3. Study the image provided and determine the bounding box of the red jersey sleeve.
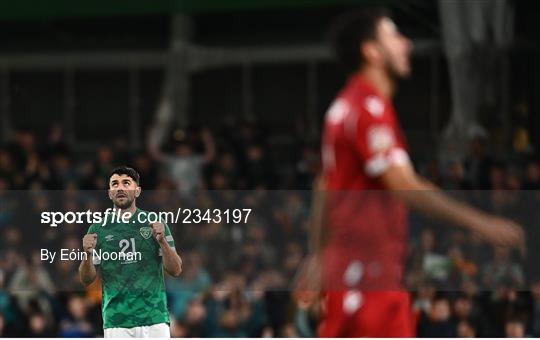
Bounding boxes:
[350,94,411,177]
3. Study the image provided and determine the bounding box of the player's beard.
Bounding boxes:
[112,193,135,210]
[380,46,410,81]
[384,57,406,81]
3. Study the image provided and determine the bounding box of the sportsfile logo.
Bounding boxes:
[41,208,138,227]
[40,208,252,227]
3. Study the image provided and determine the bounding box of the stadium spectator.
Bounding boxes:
[243,144,273,189]
[58,295,96,337]
[27,312,55,337]
[464,135,492,189]
[505,317,527,338]
[456,319,476,337]
[530,279,540,336]
[166,251,212,320]
[523,160,540,190]
[8,254,54,315]
[149,128,216,194]
[482,247,524,289]
[444,160,472,190]
[180,298,207,337]
[417,296,457,337]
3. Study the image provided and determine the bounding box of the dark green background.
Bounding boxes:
[0,0,394,20]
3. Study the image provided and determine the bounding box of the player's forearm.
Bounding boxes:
[79,257,97,286]
[392,176,489,232]
[160,241,182,277]
[308,176,327,255]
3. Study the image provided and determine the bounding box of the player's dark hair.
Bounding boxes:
[328,7,390,74]
[109,166,140,186]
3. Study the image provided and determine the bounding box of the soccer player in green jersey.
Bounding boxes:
[79,166,182,338]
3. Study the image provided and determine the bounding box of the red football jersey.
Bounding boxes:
[321,74,410,291]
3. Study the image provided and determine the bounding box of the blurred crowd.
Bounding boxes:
[0,123,539,337]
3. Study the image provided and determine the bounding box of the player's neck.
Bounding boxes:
[358,67,395,99]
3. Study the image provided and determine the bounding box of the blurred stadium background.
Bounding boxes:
[1,0,540,337]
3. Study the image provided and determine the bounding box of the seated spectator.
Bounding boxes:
[482,247,524,289]
[181,298,207,337]
[417,296,456,337]
[8,253,54,314]
[523,160,540,190]
[27,313,55,337]
[169,318,188,338]
[204,276,266,337]
[0,314,5,337]
[444,160,472,190]
[452,294,476,322]
[58,295,96,337]
[529,279,540,336]
[456,319,476,338]
[505,317,527,338]
[166,251,212,320]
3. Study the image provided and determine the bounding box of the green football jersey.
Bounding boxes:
[86,208,175,329]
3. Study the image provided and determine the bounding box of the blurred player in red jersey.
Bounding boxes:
[295,8,525,337]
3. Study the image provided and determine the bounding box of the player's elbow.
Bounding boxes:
[80,275,96,287]
[168,258,183,277]
[380,165,423,191]
[176,260,183,277]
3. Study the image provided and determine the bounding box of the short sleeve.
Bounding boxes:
[158,223,176,256]
[352,95,411,177]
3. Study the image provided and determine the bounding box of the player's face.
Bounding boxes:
[374,17,412,79]
[108,174,140,210]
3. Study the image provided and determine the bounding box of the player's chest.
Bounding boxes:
[98,224,158,254]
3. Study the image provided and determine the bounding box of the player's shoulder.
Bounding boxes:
[87,222,101,234]
[345,77,390,120]
[136,208,149,215]
[348,91,387,121]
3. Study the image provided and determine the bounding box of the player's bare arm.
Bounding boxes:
[308,175,327,256]
[150,222,182,277]
[79,233,98,286]
[293,175,325,303]
[380,163,525,252]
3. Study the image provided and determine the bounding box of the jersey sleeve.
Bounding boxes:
[352,95,411,177]
[158,223,176,256]
[86,224,101,265]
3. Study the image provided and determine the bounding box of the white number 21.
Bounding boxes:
[119,238,136,253]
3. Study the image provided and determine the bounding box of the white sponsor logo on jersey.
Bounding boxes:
[365,95,384,117]
[367,125,395,153]
[343,290,363,314]
[326,99,350,124]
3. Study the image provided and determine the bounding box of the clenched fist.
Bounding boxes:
[83,233,97,254]
[150,222,165,243]
[471,216,526,256]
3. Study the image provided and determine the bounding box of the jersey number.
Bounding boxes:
[119,238,136,253]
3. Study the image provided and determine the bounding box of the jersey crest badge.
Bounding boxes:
[140,227,152,239]
[365,95,384,117]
